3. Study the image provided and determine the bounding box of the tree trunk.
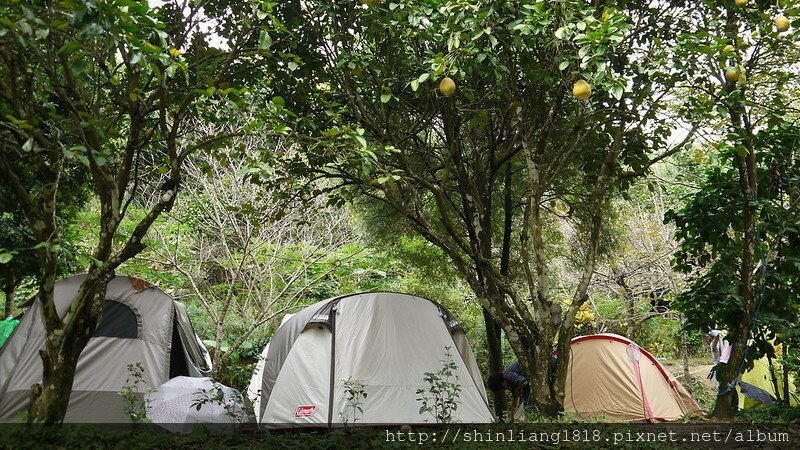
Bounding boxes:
[783,345,790,403]
[765,351,781,402]
[28,276,109,423]
[713,7,759,420]
[212,323,224,371]
[613,269,636,340]
[482,307,507,419]
[530,329,558,415]
[681,328,690,391]
[3,285,14,319]
[712,318,750,418]
[626,293,635,341]
[28,337,81,422]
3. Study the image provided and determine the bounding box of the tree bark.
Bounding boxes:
[713,6,760,420]
[783,345,790,403]
[482,307,507,419]
[3,284,15,319]
[681,314,690,391]
[28,278,109,423]
[614,269,636,341]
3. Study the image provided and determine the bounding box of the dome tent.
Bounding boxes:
[0,274,212,423]
[247,312,295,422]
[252,292,492,426]
[738,354,799,408]
[564,334,701,422]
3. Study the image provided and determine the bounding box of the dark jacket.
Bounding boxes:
[503,361,530,405]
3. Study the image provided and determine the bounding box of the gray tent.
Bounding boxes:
[251,292,492,426]
[0,274,212,423]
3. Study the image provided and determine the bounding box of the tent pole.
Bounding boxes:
[327,309,336,427]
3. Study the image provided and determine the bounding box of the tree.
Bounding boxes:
[0,187,40,318]
[143,135,356,374]
[0,167,89,318]
[592,194,683,342]
[263,0,695,413]
[0,0,279,422]
[667,0,800,418]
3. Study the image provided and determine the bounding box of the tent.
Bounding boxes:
[739,356,799,408]
[0,317,19,348]
[564,334,701,422]
[145,376,254,433]
[0,274,212,422]
[247,312,295,422]
[251,292,492,426]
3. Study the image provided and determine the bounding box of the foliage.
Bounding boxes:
[0,171,88,316]
[678,374,716,413]
[141,143,356,374]
[416,346,462,424]
[669,124,800,370]
[339,378,368,426]
[0,0,285,421]
[663,0,800,417]
[191,380,253,424]
[259,0,699,412]
[119,362,153,425]
[737,403,800,423]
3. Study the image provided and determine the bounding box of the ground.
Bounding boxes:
[661,357,717,411]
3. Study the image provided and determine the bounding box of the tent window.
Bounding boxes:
[93,300,138,339]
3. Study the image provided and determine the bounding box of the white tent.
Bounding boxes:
[252,292,492,426]
[145,376,253,433]
[0,274,212,423]
[247,312,295,422]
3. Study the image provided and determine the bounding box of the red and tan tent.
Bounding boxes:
[564,333,701,422]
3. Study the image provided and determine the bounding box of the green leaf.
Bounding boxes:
[18,20,32,34]
[259,30,273,50]
[380,94,391,103]
[22,138,33,152]
[0,252,13,264]
[71,59,88,76]
[58,41,81,55]
[411,79,419,91]
[612,85,624,100]
[558,61,569,71]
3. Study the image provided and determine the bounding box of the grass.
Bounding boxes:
[3,411,800,450]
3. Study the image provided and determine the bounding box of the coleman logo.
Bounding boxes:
[294,405,316,418]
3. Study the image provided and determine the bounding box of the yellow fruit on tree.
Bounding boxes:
[775,15,790,33]
[734,0,748,7]
[572,79,591,100]
[168,47,182,57]
[725,68,740,82]
[439,77,456,96]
